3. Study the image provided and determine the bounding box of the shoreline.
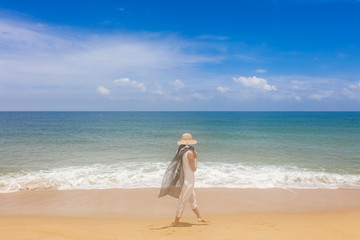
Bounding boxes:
[1,188,360,240]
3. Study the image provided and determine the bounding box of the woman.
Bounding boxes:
[159,133,206,226]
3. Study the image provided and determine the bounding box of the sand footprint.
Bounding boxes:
[258,222,281,232]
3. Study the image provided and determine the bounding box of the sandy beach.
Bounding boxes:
[1,188,360,239]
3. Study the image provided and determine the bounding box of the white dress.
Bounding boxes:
[175,150,198,218]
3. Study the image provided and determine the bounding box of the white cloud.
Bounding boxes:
[342,88,360,100]
[1,17,360,110]
[216,86,228,93]
[309,90,333,100]
[0,18,221,81]
[97,86,110,95]
[233,76,277,91]
[153,89,165,95]
[342,82,360,100]
[193,93,206,100]
[0,17,232,110]
[349,82,360,89]
[151,84,184,101]
[172,79,185,89]
[349,85,357,89]
[114,78,146,92]
[291,80,306,90]
[0,19,74,51]
[255,69,267,73]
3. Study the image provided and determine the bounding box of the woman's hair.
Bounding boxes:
[158,143,196,198]
[177,144,186,153]
[176,144,195,155]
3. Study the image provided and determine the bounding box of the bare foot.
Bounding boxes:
[198,217,207,223]
[171,221,180,227]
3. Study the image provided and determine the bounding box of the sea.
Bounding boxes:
[0,111,359,193]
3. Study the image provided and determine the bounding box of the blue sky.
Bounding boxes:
[0,0,360,111]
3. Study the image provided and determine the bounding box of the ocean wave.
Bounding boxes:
[1,162,360,193]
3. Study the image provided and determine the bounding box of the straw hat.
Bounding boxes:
[177,133,197,145]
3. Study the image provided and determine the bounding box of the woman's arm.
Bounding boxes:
[187,151,197,172]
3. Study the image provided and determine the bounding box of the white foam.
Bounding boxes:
[0,162,360,193]
[196,163,360,189]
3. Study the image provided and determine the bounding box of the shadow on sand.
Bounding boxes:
[156,222,209,230]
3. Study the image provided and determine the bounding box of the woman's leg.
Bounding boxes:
[192,208,206,222]
[190,190,206,223]
[173,183,192,225]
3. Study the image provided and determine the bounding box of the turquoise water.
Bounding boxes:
[1,112,360,191]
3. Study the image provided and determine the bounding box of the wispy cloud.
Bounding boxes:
[266,75,358,102]
[349,82,360,89]
[172,79,185,89]
[309,90,334,100]
[193,93,206,100]
[0,17,225,110]
[291,80,306,90]
[342,81,360,100]
[216,86,229,93]
[1,15,359,110]
[153,90,182,101]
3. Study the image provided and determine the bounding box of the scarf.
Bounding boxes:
[158,145,195,198]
